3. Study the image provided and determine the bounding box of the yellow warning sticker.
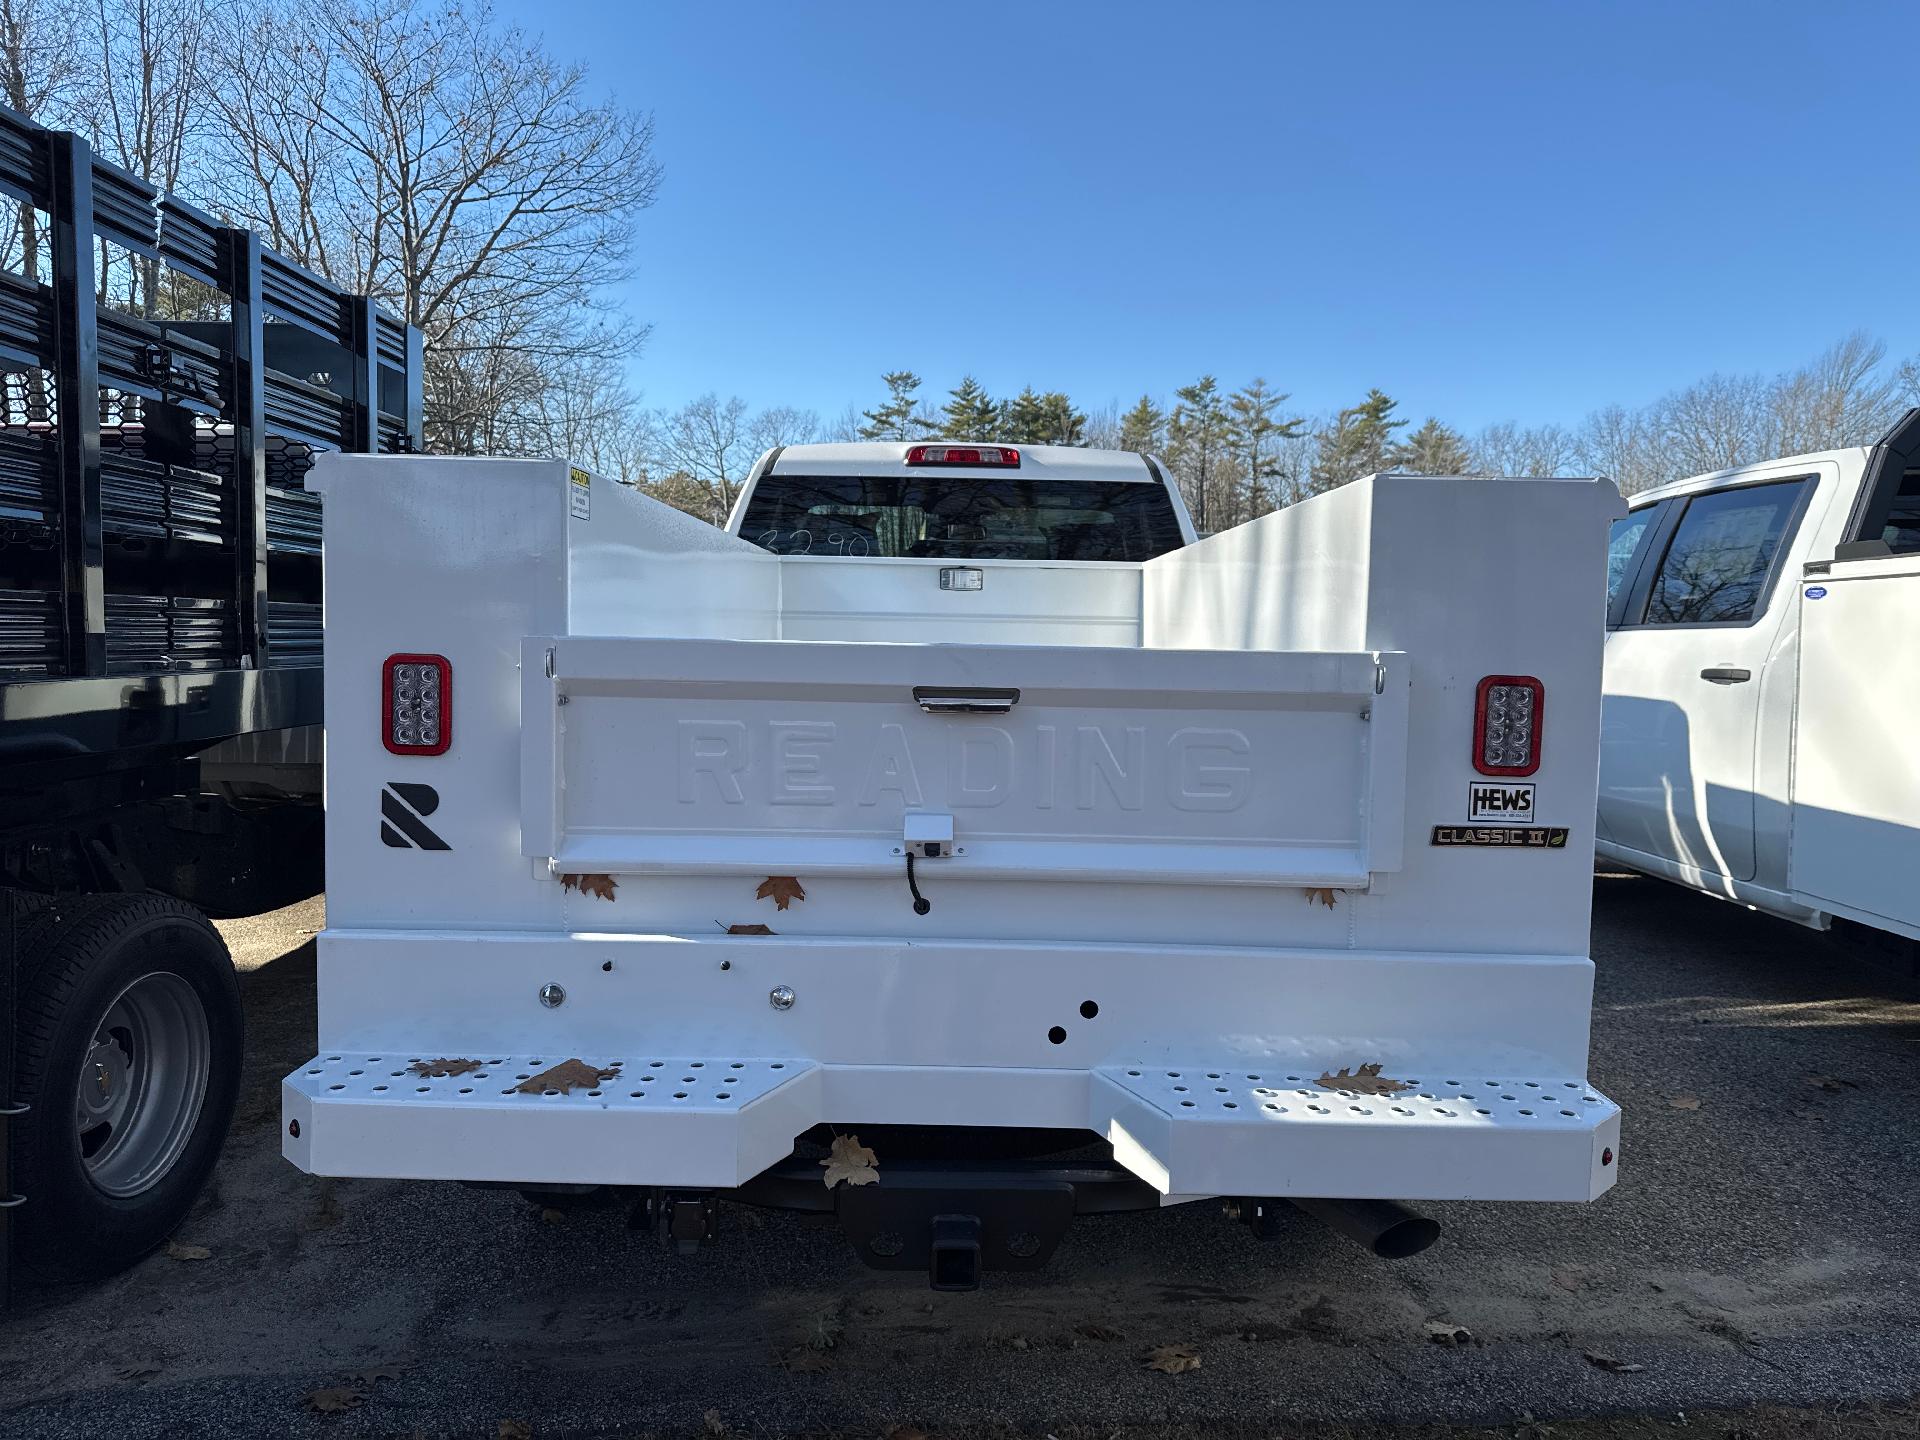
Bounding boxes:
[568,466,590,520]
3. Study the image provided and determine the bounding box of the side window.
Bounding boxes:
[1882,469,1920,554]
[1605,508,1657,616]
[1644,480,1809,625]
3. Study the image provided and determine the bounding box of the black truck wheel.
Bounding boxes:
[9,894,242,1281]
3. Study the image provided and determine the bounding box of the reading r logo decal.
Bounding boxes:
[381,782,449,850]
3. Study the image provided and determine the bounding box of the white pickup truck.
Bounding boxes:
[1598,409,1920,943]
[287,442,1624,1286]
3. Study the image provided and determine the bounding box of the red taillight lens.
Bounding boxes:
[905,444,1020,468]
[1473,675,1543,776]
[383,654,451,755]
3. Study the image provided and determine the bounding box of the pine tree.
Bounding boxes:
[941,376,998,440]
[1168,376,1232,531]
[1309,388,1408,494]
[1119,395,1164,454]
[860,371,923,440]
[1036,391,1087,445]
[1000,387,1050,444]
[1227,378,1305,517]
[1392,417,1473,475]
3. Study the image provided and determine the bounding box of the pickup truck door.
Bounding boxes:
[1598,477,1815,882]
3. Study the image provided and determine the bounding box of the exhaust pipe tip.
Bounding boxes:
[1370,1209,1441,1259]
[1288,1196,1440,1259]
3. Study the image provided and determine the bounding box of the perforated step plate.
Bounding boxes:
[1092,1065,1619,1202]
[284,1054,821,1188]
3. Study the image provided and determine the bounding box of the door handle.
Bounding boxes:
[913,686,1020,714]
[1700,667,1751,684]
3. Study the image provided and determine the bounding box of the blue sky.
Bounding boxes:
[493,0,1919,432]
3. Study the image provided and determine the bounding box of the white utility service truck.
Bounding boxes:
[286,442,1624,1287]
[1599,409,1920,945]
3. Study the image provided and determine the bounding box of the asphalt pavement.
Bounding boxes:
[1,873,1916,1439]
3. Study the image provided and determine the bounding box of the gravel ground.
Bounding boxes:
[1,873,1916,1440]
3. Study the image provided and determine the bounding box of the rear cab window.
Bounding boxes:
[1881,468,1920,553]
[739,476,1186,562]
[1606,508,1658,619]
[1640,479,1811,625]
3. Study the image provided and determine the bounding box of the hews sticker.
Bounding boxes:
[1468,780,1535,822]
[569,466,591,520]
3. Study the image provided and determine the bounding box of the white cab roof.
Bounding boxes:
[1626,446,1870,507]
[766,442,1162,482]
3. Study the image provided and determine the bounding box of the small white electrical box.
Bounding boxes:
[903,812,955,858]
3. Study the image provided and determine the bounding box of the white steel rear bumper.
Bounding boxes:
[283,1054,1619,1202]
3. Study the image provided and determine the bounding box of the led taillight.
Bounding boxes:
[905,444,1020,468]
[383,654,451,755]
[1474,675,1543,776]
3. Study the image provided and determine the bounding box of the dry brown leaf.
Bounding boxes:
[116,1363,161,1383]
[408,1057,482,1078]
[1669,1094,1702,1111]
[304,1387,364,1414]
[164,1240,210,1262]
[560,872,617,902]
[702,1410,729,1437]
[1317,1062,1412,1096]
[778,1345,834,1373]
[885,1428,928,1440]
[539,1208,565,1226]
[726,923,775,935]
[349,1365,404,1385]
[1076,1323,1124,1342]
[819,1133,879,1188]
[498,1422,533,1440]
[1425,1320,1473,1345]
[1304,886,1340,909]
[1584,1351,1646,1374]
[756,875,807,911]
[1142,1343,1201,1374]
[1806,1073,1856,1093]
[514,1058,620,1095]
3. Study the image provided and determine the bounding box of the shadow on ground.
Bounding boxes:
[1,878,1916,1439]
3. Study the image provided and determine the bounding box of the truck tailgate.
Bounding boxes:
[522,637,1407,887]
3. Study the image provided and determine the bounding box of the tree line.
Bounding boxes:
[633,333,1919,529]
[0,0,659,458]
[7,3,1911,533]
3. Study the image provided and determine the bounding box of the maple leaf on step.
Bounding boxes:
[756,876,807,911]
[1304,887,1340,909]
[513,1058,620,1094]
[726,923,775,935]
[409,1057,482,1078]
[560,872,617,901]
[1316,1062,1412,1096]
[819,1133,879,1188]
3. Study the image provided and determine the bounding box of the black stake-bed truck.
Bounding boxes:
[0,103,420,1299]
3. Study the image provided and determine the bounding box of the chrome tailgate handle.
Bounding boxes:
[913,686,1021,714]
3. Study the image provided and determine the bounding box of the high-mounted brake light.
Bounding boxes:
[1473,675,1543,776]
[383,654,451,755]
[905,444,1020,468]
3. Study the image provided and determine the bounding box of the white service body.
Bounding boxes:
[287,446,1624,1208]
[1597,410,1920,942]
